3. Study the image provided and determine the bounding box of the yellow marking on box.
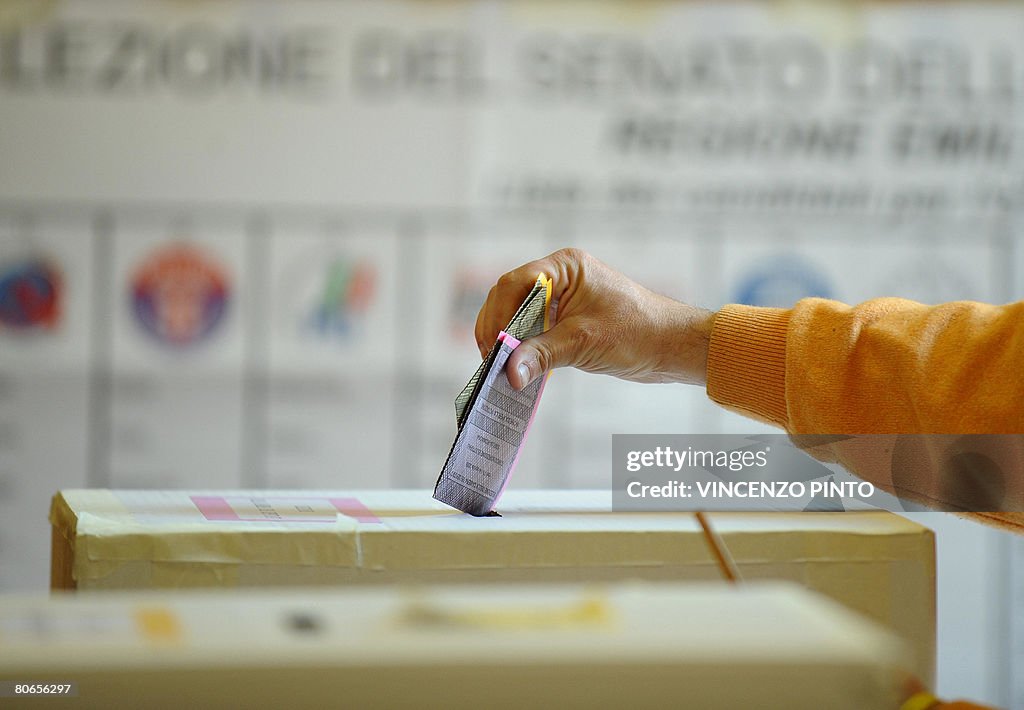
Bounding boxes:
[135,608,181,643]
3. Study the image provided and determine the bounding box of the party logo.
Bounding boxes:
[0,257,61,331]
[448,268,491,341]
[734,256,832,308]
[303,257,375,338]
[131,244,229,347]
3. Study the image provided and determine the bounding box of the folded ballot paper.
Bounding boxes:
[434,274,553,515]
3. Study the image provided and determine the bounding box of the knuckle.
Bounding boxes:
[558,247,587,264]
[532,346,550,372]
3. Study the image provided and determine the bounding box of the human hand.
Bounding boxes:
[475,248,714,390]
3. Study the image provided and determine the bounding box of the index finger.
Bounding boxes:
[473,250,575,357]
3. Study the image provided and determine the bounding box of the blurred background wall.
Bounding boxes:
[0,0,1021,705]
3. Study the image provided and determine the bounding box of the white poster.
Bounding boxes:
[0,210,93,591]
[265,217,399,488]
[107,213,246,488]
[470,3,1024,218]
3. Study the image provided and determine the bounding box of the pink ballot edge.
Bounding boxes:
[490,330,549,512]
[497,331,521,349]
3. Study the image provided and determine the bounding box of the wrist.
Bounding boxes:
[654,300,715,386]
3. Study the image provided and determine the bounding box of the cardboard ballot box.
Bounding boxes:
[0,582,909,710]
[50,489,935,682]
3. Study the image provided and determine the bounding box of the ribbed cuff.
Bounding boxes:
[706,305,790,428]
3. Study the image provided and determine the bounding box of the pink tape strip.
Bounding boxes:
[328,497,381,523]
[189,495,381,524]
[190,496,241,521]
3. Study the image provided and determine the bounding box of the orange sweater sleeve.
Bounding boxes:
[705,298,1024,530]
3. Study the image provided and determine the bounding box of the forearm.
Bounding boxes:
[704,297,1024,528]
[786,298,1024,434]
[707,297,1024,434]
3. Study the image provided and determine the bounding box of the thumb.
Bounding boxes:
[506,327,578,390]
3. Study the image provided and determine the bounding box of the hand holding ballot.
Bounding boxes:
[475,248,715,390]
[436,250,713,516]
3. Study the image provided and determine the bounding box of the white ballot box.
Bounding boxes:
[0,582,909,710]
[50,489,935,682]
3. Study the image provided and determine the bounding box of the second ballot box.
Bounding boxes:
[1,582,910,709]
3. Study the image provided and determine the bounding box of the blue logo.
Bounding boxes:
[734,256,832,307]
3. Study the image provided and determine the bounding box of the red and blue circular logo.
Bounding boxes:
[0,258,62,332]
[131,244,229,347]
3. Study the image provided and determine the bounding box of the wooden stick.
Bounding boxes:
[695,511,742,584]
